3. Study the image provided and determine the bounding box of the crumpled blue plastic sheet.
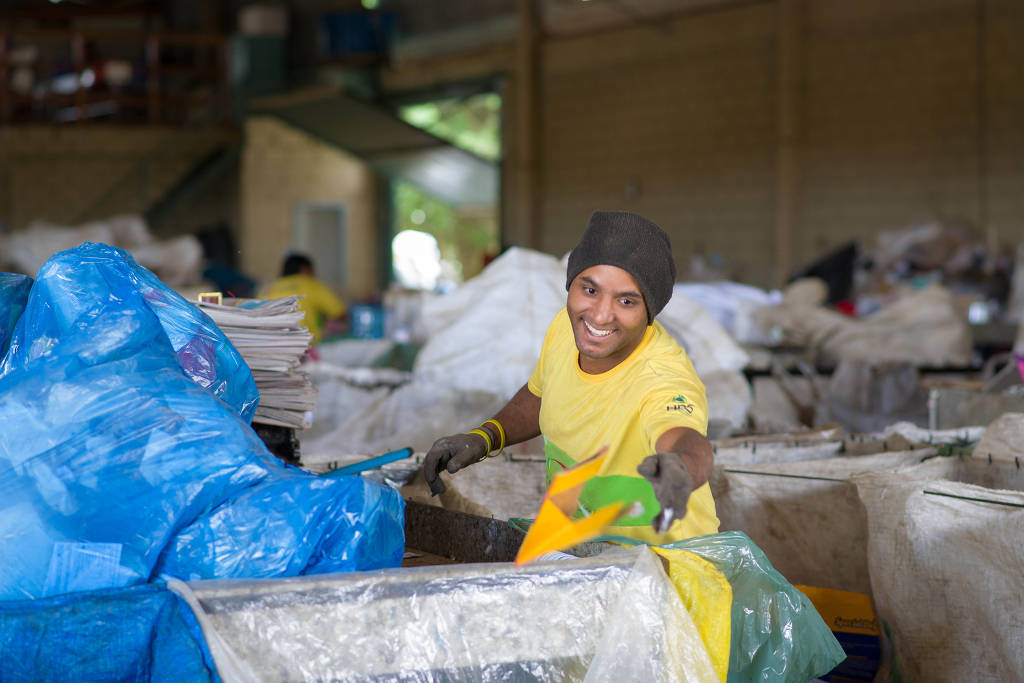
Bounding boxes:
[158,470,405,579]
[0,242,405,602]
[0,272,31,357]
[0,582,219,682]
[0,288,272,599]
[663,530,846,683]
[0,242,258,422]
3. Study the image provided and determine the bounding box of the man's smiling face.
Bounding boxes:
[566,264,649,374]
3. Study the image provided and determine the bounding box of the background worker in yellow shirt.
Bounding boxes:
[264,253,347,345]
[422,210,719,544]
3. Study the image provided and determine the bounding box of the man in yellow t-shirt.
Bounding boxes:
[422,210,719,544]
[264,254,347,344]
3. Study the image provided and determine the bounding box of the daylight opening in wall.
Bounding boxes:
[392,228,443,291]
[392,90,501,289]
[391,180,498,292]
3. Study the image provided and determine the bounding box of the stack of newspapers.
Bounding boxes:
[199,296,317,429]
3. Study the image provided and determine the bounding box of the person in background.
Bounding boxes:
[264,253,347,344]
[422,210,719,544]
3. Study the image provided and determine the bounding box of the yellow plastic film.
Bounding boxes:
[652,547,733,683]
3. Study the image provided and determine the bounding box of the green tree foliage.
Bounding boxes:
[399,93,501,162]
[393,180,498,285]
[393,92,501,286]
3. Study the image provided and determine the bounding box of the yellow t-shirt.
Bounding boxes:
[527,308,720,544]
[263,274,346,344]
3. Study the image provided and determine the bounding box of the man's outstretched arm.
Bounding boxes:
[638,426,714,533]
[422,383,541,495]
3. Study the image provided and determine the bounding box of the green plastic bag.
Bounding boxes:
[505,521,845,682]
[661,531,846,682]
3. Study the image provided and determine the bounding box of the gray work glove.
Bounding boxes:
[422,433,489,496]
[637,453,695,534]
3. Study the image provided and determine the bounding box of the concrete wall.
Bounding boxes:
[239,115,379,299]
[0,117,377,299]
[4,0,1022,295]
[0,124,239,238]
[529,0,1024,288]
[539,3,777,283]
[0,126,173,230]
[382,0,1024,289]
[797,0,1024,270]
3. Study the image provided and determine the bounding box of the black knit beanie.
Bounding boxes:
[565,210,676,324]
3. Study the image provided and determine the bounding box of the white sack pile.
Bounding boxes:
[750,359,943,435]
[303,249,562,459]
[412,248,567,400]
[709,421,984,593]
[711,449,930,593]
[755,277,972,367]
[0,214,204,286]
[853,414,1024,681]
[673,280,783,345]
[304,247,753,459]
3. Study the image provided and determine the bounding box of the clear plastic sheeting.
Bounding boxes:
[184,547,719,683]
[583,548,718,683]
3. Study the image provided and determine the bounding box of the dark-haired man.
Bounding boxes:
[264,253,347,344]
[423,211,718,543]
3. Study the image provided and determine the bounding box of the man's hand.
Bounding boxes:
[422,433,489,496]
[637,452,695,534]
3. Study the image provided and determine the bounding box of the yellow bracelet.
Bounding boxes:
[467,428,493,454]
[481,419,506,458]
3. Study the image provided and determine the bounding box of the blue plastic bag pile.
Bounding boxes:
[0,243,404,677]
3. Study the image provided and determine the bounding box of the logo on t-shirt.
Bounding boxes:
[666,394,694,414]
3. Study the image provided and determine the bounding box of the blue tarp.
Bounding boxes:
[0,242,258,421]
[0,273,31,358]
[158,469,405,579]
[0,583,219,682]
[0,243,404,603]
